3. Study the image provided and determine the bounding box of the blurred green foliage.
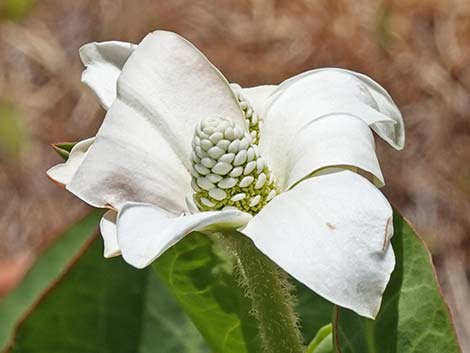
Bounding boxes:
[0,0,35,20]
[0,211,103,351]
[375,5,392,51]
[306,324,333,353]
[0,102,27,160]
[457,169,470,197]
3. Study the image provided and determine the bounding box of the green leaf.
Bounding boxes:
[4,234,209,353]
[153,233,262,353]
[313,333,333,353]
[0,211,333,353]
[334,211,462,353]
[307,324,333,353]
[0,210,102,351]
[296,282,334,344]
[153,232,334,353]
[51,142,77,161]
[139,273,209,353]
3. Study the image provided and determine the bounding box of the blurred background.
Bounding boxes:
[0,0,468,350]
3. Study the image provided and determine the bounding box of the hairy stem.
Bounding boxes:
[224,232,304,353]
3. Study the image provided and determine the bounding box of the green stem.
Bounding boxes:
[224,232,304,353]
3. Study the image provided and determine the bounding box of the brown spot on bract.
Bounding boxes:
[326,222,336,230]
[382,217,392,251]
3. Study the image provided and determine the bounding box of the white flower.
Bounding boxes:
[47,30,404,319]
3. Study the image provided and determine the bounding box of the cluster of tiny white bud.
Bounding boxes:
[231,83,262,144]
[190,114,278,215]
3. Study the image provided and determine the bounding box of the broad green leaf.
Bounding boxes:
[334,211,462,353]
[140,273,209,353]
[0,210,102,351]
[153,232,334,353]
[296,283,333,343]
[4,237,209,353]
[152,233,262,353]
[307,324,333,353]
[1,210,333,353]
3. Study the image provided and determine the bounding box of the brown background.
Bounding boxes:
[0,0,469,350]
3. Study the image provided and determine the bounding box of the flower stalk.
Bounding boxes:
[224,231,304,353]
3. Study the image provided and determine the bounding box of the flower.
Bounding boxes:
[47,30,404,319]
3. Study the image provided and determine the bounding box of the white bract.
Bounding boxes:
[47,30,404,319]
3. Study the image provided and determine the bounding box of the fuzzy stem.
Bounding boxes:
[224,232,304,353]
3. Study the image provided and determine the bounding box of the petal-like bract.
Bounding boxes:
[242,170,394,318]
[100,210,121,258]
[265,68,404,149]
[68,31,245,214]
[283,114,383,189]
[117,202,252,268]
[80,41,136,109]
[259,69,401,189]
[46,137,94,187]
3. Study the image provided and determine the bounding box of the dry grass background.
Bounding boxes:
[0,0,469,350]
